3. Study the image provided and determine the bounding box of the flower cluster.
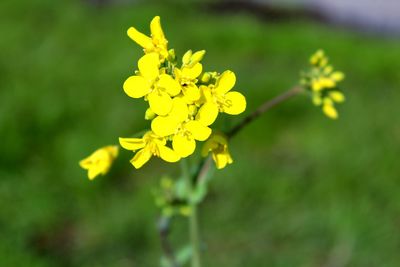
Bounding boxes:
[119,16,246,169]
[301,50,345,119]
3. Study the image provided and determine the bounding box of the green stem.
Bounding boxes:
[181,159,201,267]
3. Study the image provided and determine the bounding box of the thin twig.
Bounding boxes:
[195,156,213,185]
[194,86,303,184]
[227,86,302,138]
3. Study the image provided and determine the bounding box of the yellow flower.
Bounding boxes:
[119,131,180,169]
[150,97,212,158]
[127,16,169,60]
[303,50,345,119]
[123,52,181,116]
[79,146,119,180]
[202,132,233,169]
[174,61,203,103]
[198,70,246,125]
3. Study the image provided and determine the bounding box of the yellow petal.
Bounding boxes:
[319,77,336,88]
[138,53,160,80]
[127,27,153,50]
[223,91,246,115]
[331,71,345,82]
[79,157,92,170]
[189,50,206,66]
[151,116,178,137]
[311,79,323,91]
[182,84,200,102]
[196,102,219,126]
[123,76,151,98]
[148,90,173,116]
[185,120,211,141]
[172,135,196,158]
[199,85,213,102]
[131,148,152,169]
[213,151,233,169]
[169,97,188,122]
[158,145,180,162]
[158,74,181,96]
[215,70,236,94]
[88,167,103,180]
[322,104,338,119]
[182,50,192,65]
[213,153,227,169]
[104,146,119,158]
[119,137,145,151]
[181,63,202,80]
[329,91,345,103]
[150,16,166,43]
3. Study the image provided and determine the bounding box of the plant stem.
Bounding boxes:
[194,86,303,185]
[181,159,201,267]
[227,86,303,138]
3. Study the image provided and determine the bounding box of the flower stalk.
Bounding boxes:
[181,159,202,267]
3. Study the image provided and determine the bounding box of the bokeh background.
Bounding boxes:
[1,0,400,266]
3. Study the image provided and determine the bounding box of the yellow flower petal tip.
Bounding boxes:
[79,146,119,180]
[323,104,338,119]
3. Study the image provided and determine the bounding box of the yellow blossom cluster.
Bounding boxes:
[119,16,246,169]
[301,50,345,119]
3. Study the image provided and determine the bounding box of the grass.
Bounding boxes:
[0,0,400,266]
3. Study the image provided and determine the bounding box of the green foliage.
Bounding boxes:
[1,0,400,266]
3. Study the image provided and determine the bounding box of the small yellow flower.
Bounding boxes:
[127,16,169,60]
[303,50,345,119]
[123,52,181,116]
[174,61,203,103]
[79,146,119,180]
[198,70,246,125]
[202,132,233,169]
[151,98,212,158]
[119,131,180,169]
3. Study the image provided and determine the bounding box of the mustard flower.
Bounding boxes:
[302,50,345,119]
[79,146,119,180]
[127,16,169,61]
[151,98,212,158]
[202,132,233,169]
[119,131,180,169]
[197,70,246,125]
[123,52,181,116]
[174,56,204,103]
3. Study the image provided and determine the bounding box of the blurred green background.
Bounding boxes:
[1,0,400,266]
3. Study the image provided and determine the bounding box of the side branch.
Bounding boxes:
[195,86,302,184]
[227,86,302,138]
